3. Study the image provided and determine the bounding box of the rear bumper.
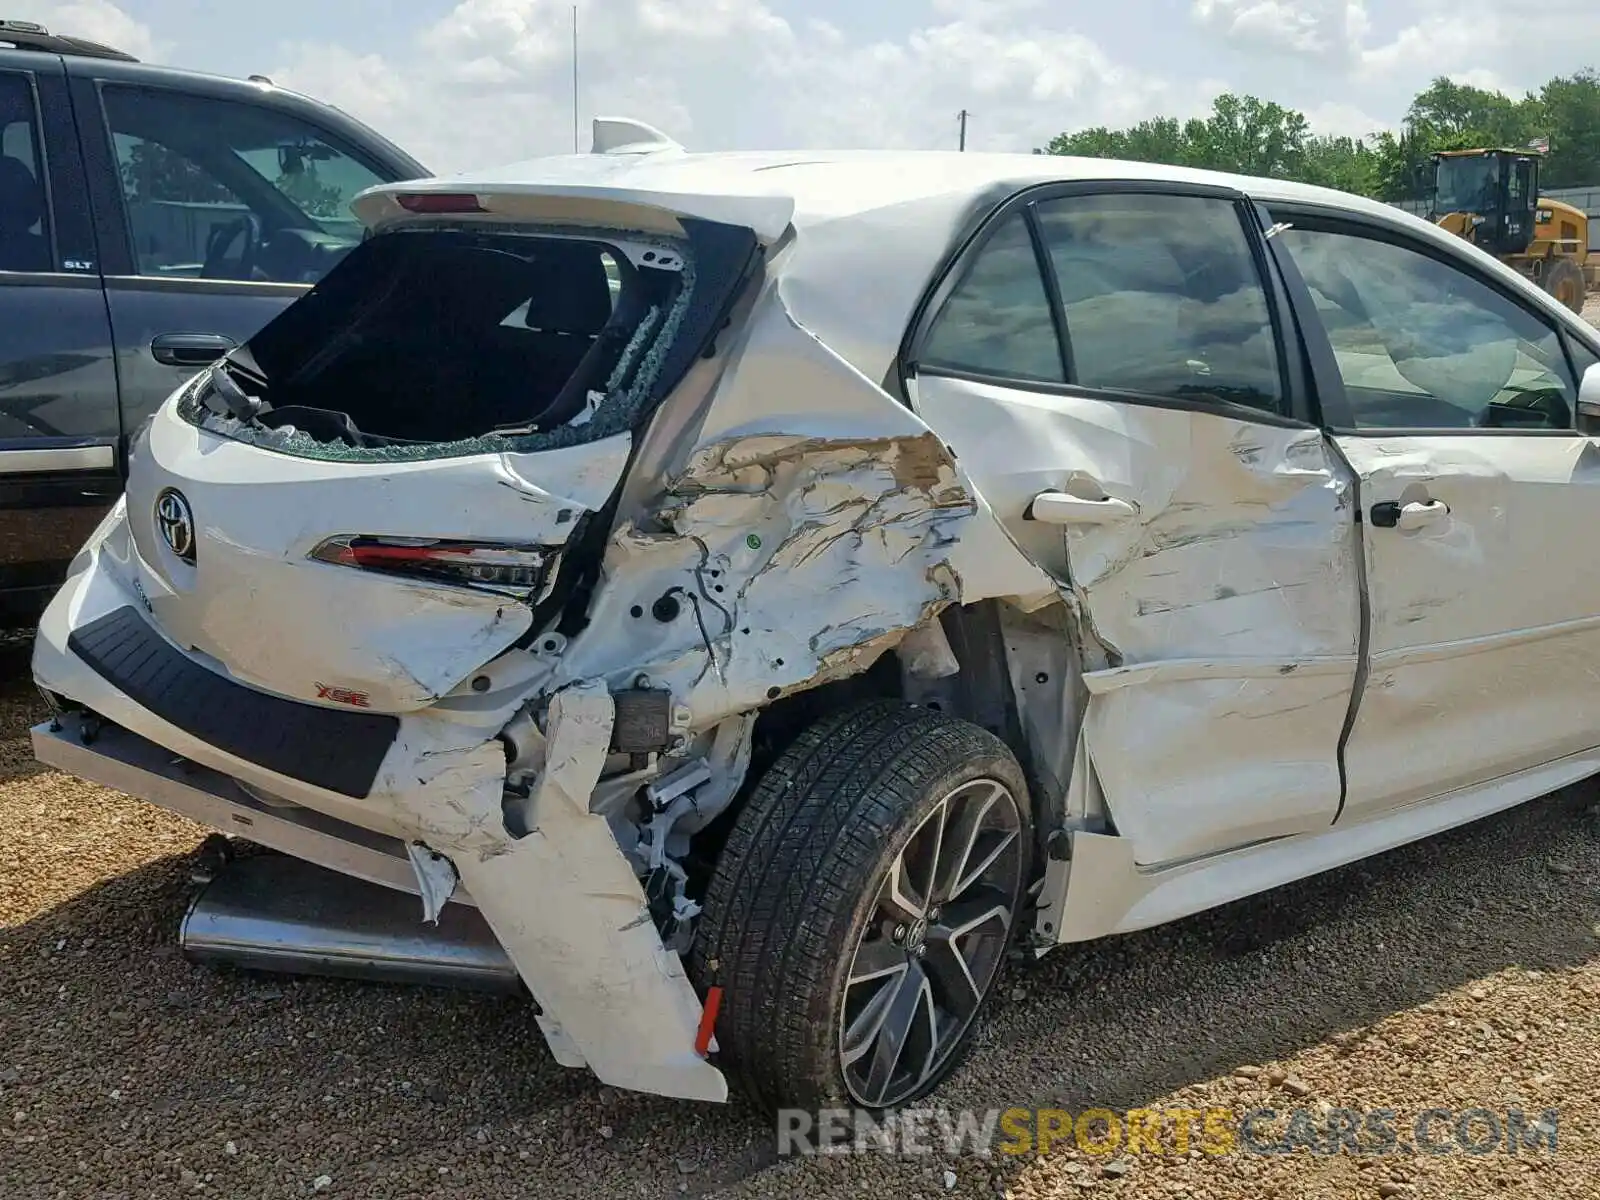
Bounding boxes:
[31,713,447,903]
[31,512,729,1104]
[67,606,400,799]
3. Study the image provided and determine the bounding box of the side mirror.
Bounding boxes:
[1578,361,1600,421]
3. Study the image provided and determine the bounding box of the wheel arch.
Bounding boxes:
[687,598,1081,896]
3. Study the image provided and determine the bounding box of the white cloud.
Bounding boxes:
[1302,100,1386,139]
[34,0,1600,182]
[28,0,160,60]
[1356,1,1599,93]
[1193,0,1368,60]
[269,0,1203,172]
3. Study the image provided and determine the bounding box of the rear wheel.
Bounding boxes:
[1544,257,1586,313]
[691,700,1032,1114]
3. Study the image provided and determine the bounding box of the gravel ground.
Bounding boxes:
[4,639,1600,1200]
[7,405,1600,1199]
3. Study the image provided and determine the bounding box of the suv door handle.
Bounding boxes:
[1371,499,1450,530]
[1027,490,1136,526]
[150,332,237,367]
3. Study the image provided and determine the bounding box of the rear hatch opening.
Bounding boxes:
[180,225,705,460]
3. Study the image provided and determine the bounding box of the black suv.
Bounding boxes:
[0,20,427,625]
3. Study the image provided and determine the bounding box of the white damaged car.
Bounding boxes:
[32,119,1600,1113]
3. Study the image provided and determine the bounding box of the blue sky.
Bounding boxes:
[32,0,1600,173]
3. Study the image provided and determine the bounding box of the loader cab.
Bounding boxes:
[1429,149,1538,256]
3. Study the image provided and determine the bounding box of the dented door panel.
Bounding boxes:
[1335,433,1600,818]
[915,373,1361,865]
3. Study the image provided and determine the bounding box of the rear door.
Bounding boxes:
[1267,206,1600,821]
[66,64,417,435]
[905,184,1362,867]
[0,51,119,622]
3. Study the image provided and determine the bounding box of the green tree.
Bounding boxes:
[1539,70,1600,187]
[119,139,235,204]
[1044,93,1339,181]
[1191,94,1311,177]
[1404,77,1543,149]
[274,162,345,219]
[1299,134,1375,195]
[1041,71,1600,201]
[1043,116,1194,167]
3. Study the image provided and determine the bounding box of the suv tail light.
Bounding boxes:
[310,535,552,594]
[395,192,485,214]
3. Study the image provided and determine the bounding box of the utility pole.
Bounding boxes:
[958,109,969,152]
[571,5,580,153]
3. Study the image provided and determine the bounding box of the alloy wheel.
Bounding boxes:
[837,776,1025,1108]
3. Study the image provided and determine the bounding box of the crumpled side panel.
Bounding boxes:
[1065,406,1361,867]
[1060,412,1357,665]
[555,282,1057,728]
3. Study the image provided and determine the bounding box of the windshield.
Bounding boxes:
[1434,156,1500,215]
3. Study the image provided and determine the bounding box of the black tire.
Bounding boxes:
[1544,257,1586,313]
[691,699,1032,1115]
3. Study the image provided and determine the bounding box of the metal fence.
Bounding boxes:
[1391,186,1600,250]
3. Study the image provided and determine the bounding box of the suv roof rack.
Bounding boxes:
[0,18,139,62]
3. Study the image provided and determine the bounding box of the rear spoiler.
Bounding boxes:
[352,117,795,244]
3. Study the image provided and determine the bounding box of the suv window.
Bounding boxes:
[1277,225,1576,430]
[1033,193,1284,413]
[0,71,50,272]
[102,85,387,283]
[919,211,1064,384]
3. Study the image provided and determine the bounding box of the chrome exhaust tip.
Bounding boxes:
[180,851,521,994]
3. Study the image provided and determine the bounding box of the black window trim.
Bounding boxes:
[85,78,396,284]
[1021,203,1074,383]
[1262,200,1586,439]
[1560,324,1598,391]
[0,64,60,274]
[903,178,1314,432]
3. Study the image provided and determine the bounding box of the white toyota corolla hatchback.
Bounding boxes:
[31,119,1600,1114]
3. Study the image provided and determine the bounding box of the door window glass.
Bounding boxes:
[102,86,389,283]
[919,211,1064,384]
[1032,193,1285,414]
[0,71,50,272]
[1277,226,1576,430]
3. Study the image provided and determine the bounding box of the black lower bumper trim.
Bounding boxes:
[67,606,398,798]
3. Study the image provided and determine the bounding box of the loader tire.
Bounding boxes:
[1544,257,1586,314]
[690,699,1032,1116]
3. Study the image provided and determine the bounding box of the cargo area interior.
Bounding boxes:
[217,230,678,444]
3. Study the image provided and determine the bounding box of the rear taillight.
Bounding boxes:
[395,192,485,214]
[310,536,551,593]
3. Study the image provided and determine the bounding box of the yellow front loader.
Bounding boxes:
[1429,147,1589,313]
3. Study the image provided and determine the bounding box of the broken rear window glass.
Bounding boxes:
[180,227,689,457]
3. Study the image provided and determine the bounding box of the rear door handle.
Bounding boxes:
[1027,490,1136,526]
[150,332,237,368]
[1371,499,1450,530]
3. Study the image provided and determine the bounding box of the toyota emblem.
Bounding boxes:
[155,488,196,564]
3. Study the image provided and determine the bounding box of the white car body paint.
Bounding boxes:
[1334,432,1600,819]
[461,680,726,1101]
[124,401,632,712]
[32,134,1600,1101]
